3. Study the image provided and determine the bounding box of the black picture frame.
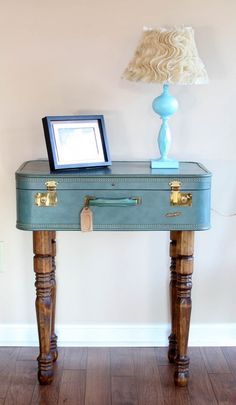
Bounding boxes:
[42,115,112,171]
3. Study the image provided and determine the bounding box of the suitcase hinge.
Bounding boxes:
[34,181,58,207]
[169,181,192,207]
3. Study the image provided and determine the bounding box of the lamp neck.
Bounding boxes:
[163,83,169,94]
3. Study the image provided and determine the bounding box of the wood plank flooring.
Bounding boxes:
[0,347,236,404]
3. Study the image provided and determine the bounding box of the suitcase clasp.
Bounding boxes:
[169,181,192,207]
[34,181,58,207]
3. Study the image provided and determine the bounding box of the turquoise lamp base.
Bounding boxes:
[151,158,179,169]
[152,84,179,169]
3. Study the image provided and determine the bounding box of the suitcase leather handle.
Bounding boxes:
[85,196,142,207]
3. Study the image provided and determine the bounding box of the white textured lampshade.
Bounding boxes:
[123,26,208,85]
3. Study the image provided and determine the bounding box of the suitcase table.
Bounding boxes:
[15,159,211,386]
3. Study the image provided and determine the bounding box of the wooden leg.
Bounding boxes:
[174,230,194,387]
[168,231,178,363]
[50,231,58,362]
[33,231,54,385]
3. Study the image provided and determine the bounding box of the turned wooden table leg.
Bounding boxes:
[33,231,54,385]
[174,230,194,387]
[50,231,58,362]
[168,231,178,363]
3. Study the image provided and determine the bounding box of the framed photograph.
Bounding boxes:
[42,115,111,171]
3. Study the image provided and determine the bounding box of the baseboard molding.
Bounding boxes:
[0,323,235,347]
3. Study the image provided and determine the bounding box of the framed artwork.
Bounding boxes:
[42,115,111,171]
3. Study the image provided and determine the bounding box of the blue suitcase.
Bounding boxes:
[16,159,211,231]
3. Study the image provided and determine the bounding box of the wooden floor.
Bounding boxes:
[0,347,236,404]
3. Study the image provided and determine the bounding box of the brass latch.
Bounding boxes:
[34,181,58,207]
[169,181,192,207]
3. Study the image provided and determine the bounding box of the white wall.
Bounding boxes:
[0,0,236,345]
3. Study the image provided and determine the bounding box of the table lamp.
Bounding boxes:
[122,26,208,168]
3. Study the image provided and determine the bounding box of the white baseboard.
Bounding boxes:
[0,323,235,347]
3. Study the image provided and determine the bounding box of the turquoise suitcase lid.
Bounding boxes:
[16,160,211,191]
